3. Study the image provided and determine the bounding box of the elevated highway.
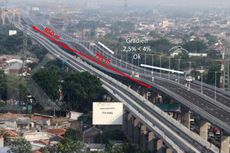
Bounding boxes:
[7,12,230,152]
[11,20,221,152]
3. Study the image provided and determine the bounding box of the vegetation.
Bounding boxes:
[8,138,32,153]
[0,71,27,102]
[182,40,207,53]
[62,72,104,112]
[64,128,82,141]
[105,142,148,153]
[32,60,105,112]
[0,70,7,100]
[41,128,84,153]
[32,67,60,101]
[41,139,85,153]
[94,129,126,144]
[0,24,24,54]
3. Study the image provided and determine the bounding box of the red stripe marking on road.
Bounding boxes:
[32,25,152,89]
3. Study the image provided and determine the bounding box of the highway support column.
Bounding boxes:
[133,118,141,145]
[181,106,190,129]
[148,131,156,152]
[123,110,128,136]
[140,125,148,151]
[220,134,230,153]
[166,148,173,153]
[199,121,209,141]
[156,139,164,153]
[127,113,134,141]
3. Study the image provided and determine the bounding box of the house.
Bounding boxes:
[23,131,49,142]
[31,114,53,130]
[46,128,66,137]
[66,111,83,120]
[83,127,102,143]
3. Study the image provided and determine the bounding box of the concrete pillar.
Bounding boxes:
[181,106,190,129]
[127,113,134,141]
[220,134,230,153]
[156,139,164,153]
[122,110,128,136]
[199,121,209,141]
[148,131,156,152]
[166,148,173,153]
[140,125,148,151]
[133,118,141,145]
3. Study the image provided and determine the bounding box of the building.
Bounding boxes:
[66,111,83,120]
[83,127,102,144]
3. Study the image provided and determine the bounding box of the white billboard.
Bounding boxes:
[9,30,17,36]
[93,102,123,125]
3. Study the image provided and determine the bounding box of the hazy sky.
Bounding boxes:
[97,0,230,8]
[11,0,230,10]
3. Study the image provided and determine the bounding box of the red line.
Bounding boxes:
[32,25,152,89]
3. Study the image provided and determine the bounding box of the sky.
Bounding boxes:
[97,0,230,8]
[9,0,230,10]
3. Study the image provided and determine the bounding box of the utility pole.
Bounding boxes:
[223,36,230,91]
[22,30,28,72]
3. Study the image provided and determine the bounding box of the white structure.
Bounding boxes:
[23,132,49,141]
[66,111,83,120]
[188,53,207,57]
[9,30,17,36]
[93,102,123,125]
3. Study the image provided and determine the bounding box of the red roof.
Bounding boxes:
[46,128,66,137]
[0,112,20,119]
[33,139,49,145]
[33,150,42,153]
[0,130,17,137]
[31,116,50,121]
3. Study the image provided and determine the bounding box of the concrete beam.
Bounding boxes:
[181,106,190,129]
[220,134,230,153]
[199,121,209,141]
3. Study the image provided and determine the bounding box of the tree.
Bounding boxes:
[0,70,7,100]
[8,138,32,153]
[0,129,10,146]
[64,128,82,141]
[32,68,60,101]
[205,63,221,86]
[105,142,147,153]
[41,139,85,153]
[62,72,104,112]
[95,129,126,144]
[182,41,207,53]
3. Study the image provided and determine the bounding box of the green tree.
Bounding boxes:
[205,63,221,86]
[105,142,147,153]
[0,70,7,100]
[62,72,104,112]
[182,41,207,53]
[32,68,60,101]
[64,128,82,141]
[41,139,85,153]
[95,130,126,144]
[8,138,32,153]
